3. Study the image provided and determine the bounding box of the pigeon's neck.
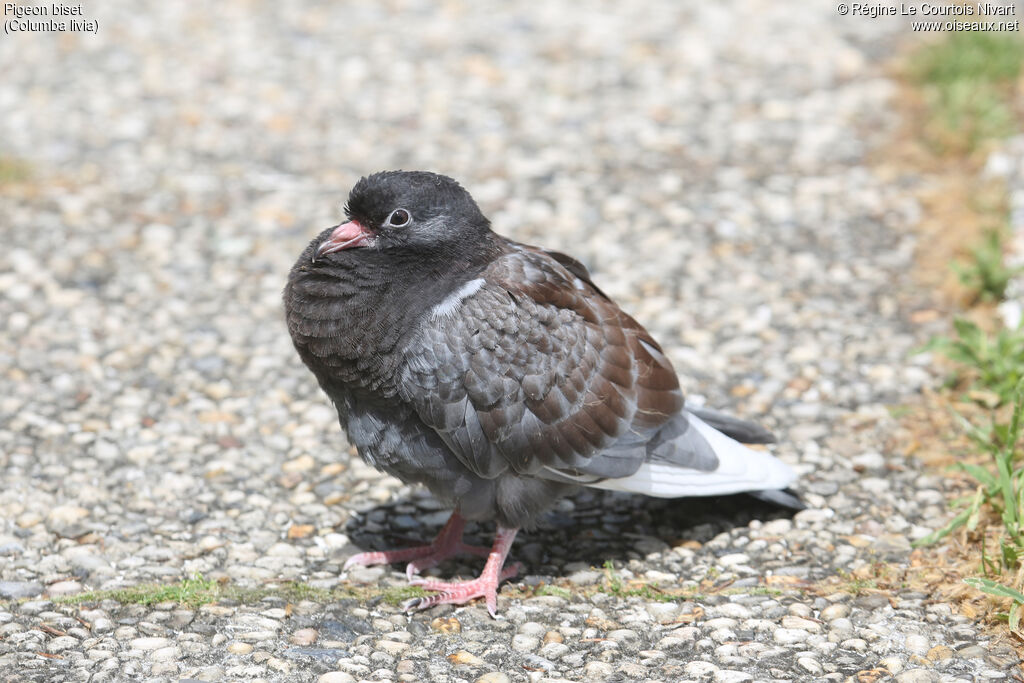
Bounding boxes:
[286,236,506,397]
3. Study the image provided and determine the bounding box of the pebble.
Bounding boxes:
[774,628,810,645]
[289,628,318,646]
[474,674,511,683]
[317,674,356,683]
[512,634,539,652]
[904,634,930,656]
[0,582,43,599]
[582,662,614,680]
[130,637,172,651]
[686,661,719,677]
[819,604,850,621]
[714,671,753,683]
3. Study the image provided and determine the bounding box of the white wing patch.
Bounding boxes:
[430,278,485,320]
[587,412,796,498]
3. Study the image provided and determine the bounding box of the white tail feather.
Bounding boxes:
[587,412,796,498]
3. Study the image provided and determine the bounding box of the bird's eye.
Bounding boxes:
[387,208,410,227]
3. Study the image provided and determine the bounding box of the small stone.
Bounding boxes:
[895,670,938,683]
[130,637,172,650]
[760,519,792,535]
[583,662,614,680]
[714,671,752,683]
[829,617,853,633]
[781,615,821,632]
[841,638,868,652]
[47,636,79,653]
[290,628,318,646]
[86,616,112,634]
[20,600,51,615]
[378,640,409,655]
[447,650,485,667]
[317,674,356,683]
[819,603,850,621]
[430,617,461,633]
[227,642,253,654]
[773,628,809,644]
[646,601,681,623]
[16,513,41,528]
[0,542,24,556]
[787,603,813,617]
[542,630,563,644]
[522,654,556,671]
[518,621,547,636]
[686,661,719,677]
[282,647,348,665]
[567,570,603,585]
[606,629,640,644]
[880,656,904,674]
[288,524,315,539]
[797,657,823,675]
[904,634,929,656]
[47,505,89,525]
[474,673,511,683]
[926,644,952,662]
[46,580,83,597]
[538,642,569,660]
[150,646,179,661]
[267,657,291,672]
[511,634,539,652]
[718,553,750,567]
[0,581,43,599]
[282,455,315,472]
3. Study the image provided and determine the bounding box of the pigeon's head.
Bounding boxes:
[313,171,490,261]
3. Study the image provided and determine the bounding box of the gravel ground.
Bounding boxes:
[1,2,1021,681]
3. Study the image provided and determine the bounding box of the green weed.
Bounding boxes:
[953,229,1023,303]
[921,318,1024,406]
[915,381,1024,553]
[533,584,572,600]
[0,156,31,185]
[911,31,1024,154]
[57,574,220,608]
[964,577,1024,637]
[914,382,1024,630]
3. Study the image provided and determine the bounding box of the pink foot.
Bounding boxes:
[343,511,487,579]
[403,527,520,617]
[404,542,490,580]
[406,561,523,617]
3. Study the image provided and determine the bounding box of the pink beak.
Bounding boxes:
[314,220,373,261]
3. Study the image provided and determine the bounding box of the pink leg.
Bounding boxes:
[404,526,520,617]
[342,511,491,580]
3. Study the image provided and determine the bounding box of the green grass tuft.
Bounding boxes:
[0,156,31,185]
[533,584,572,600]
[380,585,429,606]
[921,318,1024,406]
[57,574,220,608]
[953,229,1023,303]
[911,32,1024,154]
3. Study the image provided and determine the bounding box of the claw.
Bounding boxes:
[341,517,521,617]
[400,597,425,612]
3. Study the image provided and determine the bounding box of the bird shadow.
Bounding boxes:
[340,488,798,576]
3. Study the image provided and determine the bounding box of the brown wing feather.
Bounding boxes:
[399,243,684,480]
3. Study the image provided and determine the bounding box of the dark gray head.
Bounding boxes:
[314,171,491,261]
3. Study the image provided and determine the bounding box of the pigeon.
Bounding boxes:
[284,170,800,616]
